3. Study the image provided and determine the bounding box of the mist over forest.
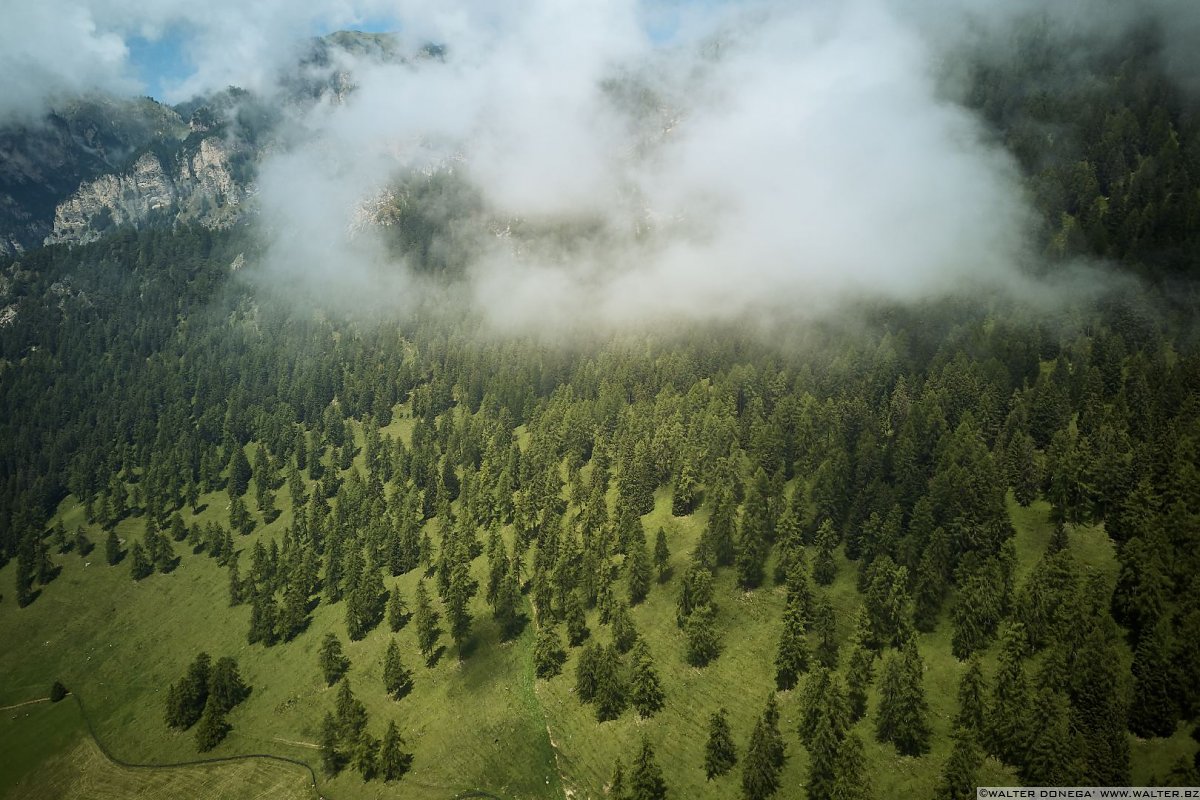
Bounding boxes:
[1,3,1199,800]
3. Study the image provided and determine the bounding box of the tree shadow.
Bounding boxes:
[425,645,446,668]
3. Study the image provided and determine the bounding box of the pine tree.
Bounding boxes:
[954,656,987,734]
[595,645,627,722]
[347,553,386,641]
[130,541,152,580]
[685,604,720,667]
[1022,688,1084,786]
[806,704,841,800]
[227,558,243,606]
[277,577,308,641]
[939,728,983,800]
[493,556,524,640]
[335,678,368,742]
[630,735,668,800]
[628,527,652,605]
[379,719,413,782]
[736,469,771,589]
[845,639,875,722]
[774,595,809,690]
[874,641,931,756]
[208,656,249,713]
[575,642,602,703]
[629,640,665,717]
[533,624,567,679]
[351,731,379,780]
[387,586,409,631]
[829,732,871,800]
[414,579,442,665]
[1129,620,1179,738]
[813,596,839,669]
[988,622,1032,767]
[654,528,671,582]
[610,757,628,800]
[105,529,121,565]
[813,520,837,586]
[611,600,640,654]
[318,632,350,686]
[742,715,781,800]
[566,590,590,646]
[383,638,414,700]
[704,707,737,779]
[74,527,93,557]
[320,711,345,775]
[194,697,230,752]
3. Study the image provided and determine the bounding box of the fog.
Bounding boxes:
[4,0,1197,329]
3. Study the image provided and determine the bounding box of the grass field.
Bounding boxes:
[1,412,1196,799]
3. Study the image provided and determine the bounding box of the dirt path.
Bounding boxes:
[0,697,48,711]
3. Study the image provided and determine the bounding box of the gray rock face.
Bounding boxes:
[44,136,247,247]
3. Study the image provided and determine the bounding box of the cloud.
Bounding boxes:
[254,0,1041,330]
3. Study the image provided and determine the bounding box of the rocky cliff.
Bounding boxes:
[44,134,248,247]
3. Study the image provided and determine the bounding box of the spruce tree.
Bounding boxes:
[414,579,442,665]
[1129,620,1180,738]
[335,678,368,742]
[988,622,1032,767]
[813,520,837,586]
[954,656,987,734]
[318,632,350,685]
[875,642,931,756]
[654,528,671,581]
[685,604,720,667]
[320,711,345,775]
[105,529,121,565]
[130,540,152,580]
[533,624,567,679]
[742,716,781,800]
[611,757,628,800]
[1022,688,1084,786]
[774,595,809,690]
[208,656,249,713]
[829,732,871,800]
[566,590,590,646]
[629,640,665,718]
[630,735,668,800]
[575,641,602,703]
[379,719,413,781]
[813,596,839,669]
[939,728,983,800]
[194,697,230,752]
[845,639,875,723]
[595,645,627,722]
[611,600,640,654]
[628,527,652,605]
[383,638,414,700]
[806,705,841,800]
[387,586,409,631]
[704,707,737,779]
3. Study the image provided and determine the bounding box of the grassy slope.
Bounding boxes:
[1,422,1196,799]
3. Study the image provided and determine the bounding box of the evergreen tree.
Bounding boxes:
[566,590,591,646]
[575,642,602,703]
[775,594,809,690]
[806,702,841,800]
[813,520,837,586]
[595,645,627,722]
[387,586,409,632]
[1129,620,1180,738]
[628,527,652,605]
[954,656,988,734]
[875,642,931,756]
[228,447,252,497]
[704,707,737,779]
[829,733,871,800]
[988,623,1032,767]
[685,604,720,667]
[533,624,567,679]
[74,527,93,557]
[379,719,413,782]
[194,697,230,752]
[742,715,781,800]
[493,556,524,640]
[1023,689,1084,786]
[351,731,380,780]
[347,554,386,641]
[654,528,671,581]
[130,540,152,580]
[227,558,243,606]
[629,640,665,717]
[611,757,628,800]
[813,596,839,669]
[335,678,368,742]
[845,638,875,723]
[105,529,121,565]
[939,728,983,800]
[611,600,640,654]
[318,632,350,685]
[414,579,442,665]
[383,638,414,700]
[208,656,249,713]
[320,711,345,775]
[629,735,668,800]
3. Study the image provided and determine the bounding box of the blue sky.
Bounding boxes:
[127,17,400,101]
